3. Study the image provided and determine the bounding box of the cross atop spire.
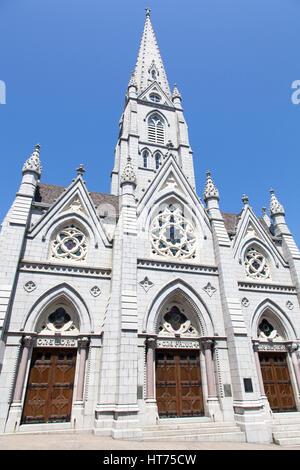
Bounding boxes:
[133,11,171,97]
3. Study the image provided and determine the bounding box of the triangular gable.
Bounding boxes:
[28,177,111,247]
[137,81,174,108]
[137,154,211,233]
[232,205,287,266]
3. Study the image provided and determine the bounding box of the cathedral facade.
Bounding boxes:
[0,11,300,445]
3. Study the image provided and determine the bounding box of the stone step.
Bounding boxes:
[272,412,300,425]
[143,425,240,438]
[273,430,300,439]
[156,417,211,425]
[143,430,246,443]
[143,420,236,432]
[272,424,300,432]
[273,436,300,447]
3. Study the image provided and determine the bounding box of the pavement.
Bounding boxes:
[0,432,299,450]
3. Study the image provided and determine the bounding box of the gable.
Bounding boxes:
[138,81,174,108]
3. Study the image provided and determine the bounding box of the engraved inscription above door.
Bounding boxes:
[21,348,77,424]
[156,350,204,418]
[259,352,296,413]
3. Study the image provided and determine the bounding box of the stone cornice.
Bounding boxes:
[136,98,176,112]
[137,258,218,275]
[19,260,111,279]
[238,280,296,294]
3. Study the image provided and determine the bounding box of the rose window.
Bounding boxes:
[244,248,270,280]
[51,225,87,261]
[150,205,196,259]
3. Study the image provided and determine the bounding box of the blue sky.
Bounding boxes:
[0,0,300,242]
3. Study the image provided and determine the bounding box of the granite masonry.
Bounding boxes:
[0,11,300,445]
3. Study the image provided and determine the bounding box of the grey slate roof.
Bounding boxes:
[34,182,120,216]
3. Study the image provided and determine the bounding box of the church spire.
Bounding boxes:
[134,10,171,97]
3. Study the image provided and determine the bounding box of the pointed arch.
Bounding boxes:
[240,238,279,270]
[250,298,297,340]
[143,279,215,337]
[22,282,93,334]
[147,113,165,145]
[154,151,163,170]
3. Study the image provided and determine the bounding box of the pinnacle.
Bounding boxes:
[269,188,285,216]
[22,143,42,176]
[203,170,219,202]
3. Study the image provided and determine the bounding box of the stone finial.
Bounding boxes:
[120,157,136,187]
[172,83,182,101]
[76,164,86,178]
[145,7,151,17]
[128,71,138,89]
[242,194,249,205]
[269,189,285,216]
[203,171,219,202]
[22,143,42,176]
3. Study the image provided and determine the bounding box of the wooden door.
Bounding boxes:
[156,350,204,418]
[21,348,77,424]
[259,352,296,413]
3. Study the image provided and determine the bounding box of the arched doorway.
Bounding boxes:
[21,301,82,425]
[252,307,298,413]
[153,298,211,418]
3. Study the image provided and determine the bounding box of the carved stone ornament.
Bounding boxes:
[24,281,37,293]
[61,198,86,216]
[203,282,217,297]
[244,248,270,280]
[203,171,219,202]
[150,204,196,260]
[269,189,285,216]
[120,157,136,187]
[51,225,87,262]
[139,276,154,292]
[158,306,199,338]
[22,144,42,176]
[258,318,283,342]
[241,297,250,307]
[90,285,101,297]
[38,307,79,335]
[286,300,294,310]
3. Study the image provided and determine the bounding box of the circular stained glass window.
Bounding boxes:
[244,248,270,280]
[51,225,87,261]
[150,204,196,259]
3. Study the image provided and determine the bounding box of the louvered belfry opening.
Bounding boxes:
[148,114,164,145]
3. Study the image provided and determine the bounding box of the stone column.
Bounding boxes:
[13,336,33,403]
[146,338,156,400]
[202,339,217,398]
[253,341,266,398]
[76,337,90,402]
[287,343,300,397]
[201,339,222,421]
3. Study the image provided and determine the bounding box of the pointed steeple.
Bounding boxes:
[134,10,171,97]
